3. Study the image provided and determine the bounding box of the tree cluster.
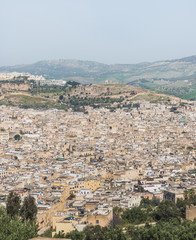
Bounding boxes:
[131,219,196,240]
[6,191,37,221]
[54,225,129,240]
[0,191,38,239]
[0,207,38,240]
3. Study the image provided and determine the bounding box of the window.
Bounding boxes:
[96,220,99,224]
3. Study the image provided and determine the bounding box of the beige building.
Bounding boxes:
[87,208,113,227]
[0,132,9,142]
[84,179,100,192]
[52,220,75,237]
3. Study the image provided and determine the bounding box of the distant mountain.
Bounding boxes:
[0,59,109,81]
[0,56,196,100]
[172,55,196,63]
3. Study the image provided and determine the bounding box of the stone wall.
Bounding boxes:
[186,205,196,221]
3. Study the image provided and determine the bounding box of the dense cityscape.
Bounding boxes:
[0,71,195,239]
[1,1,196,239]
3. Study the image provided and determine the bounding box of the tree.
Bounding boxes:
[14,134,21,141]
[0,207,38,240]
[65,230,86,240]
[131,219,196,240]
[54,230,86,240]
[59,95,64,101]
[113,207,123,227]
[176,198,186,218]
[83,225,129,240]
[6,191,21,217]
[20,195,37,221]
[84,225,106,240]
[54,232,66,238]
[122,207,148,224]
[41,228,52,238]
[105,226,129,240]
[184,190,189,200]
[189,189,195,201]
[153,200,181,221]
[183,189,196,206]
[140,197,152,208]
[151,197,160,206]
[140,197,160,208]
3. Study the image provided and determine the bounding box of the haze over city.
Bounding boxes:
[1,0,196,66]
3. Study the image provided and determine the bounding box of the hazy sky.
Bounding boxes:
[1,0,196,66]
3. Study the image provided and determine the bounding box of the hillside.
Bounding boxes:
[0,94,67,111]
[0,82,190,112]
[1,55,196,100]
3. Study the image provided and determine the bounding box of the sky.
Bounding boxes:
[1,0,196,66]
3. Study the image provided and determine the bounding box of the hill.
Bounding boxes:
[0,94,67,111]
[1,55,196,100]
[0,82,189,112]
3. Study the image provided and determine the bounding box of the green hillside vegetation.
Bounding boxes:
[1,55,196,100]
[29,80,80,96]
[132,78,196,101]
[183,88,196,100]
[0,81,188,112]
[131,93,170,103]
[0,94,67,110]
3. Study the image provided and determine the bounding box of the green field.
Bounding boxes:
[131,93,170,103]
[0,95,67,110]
